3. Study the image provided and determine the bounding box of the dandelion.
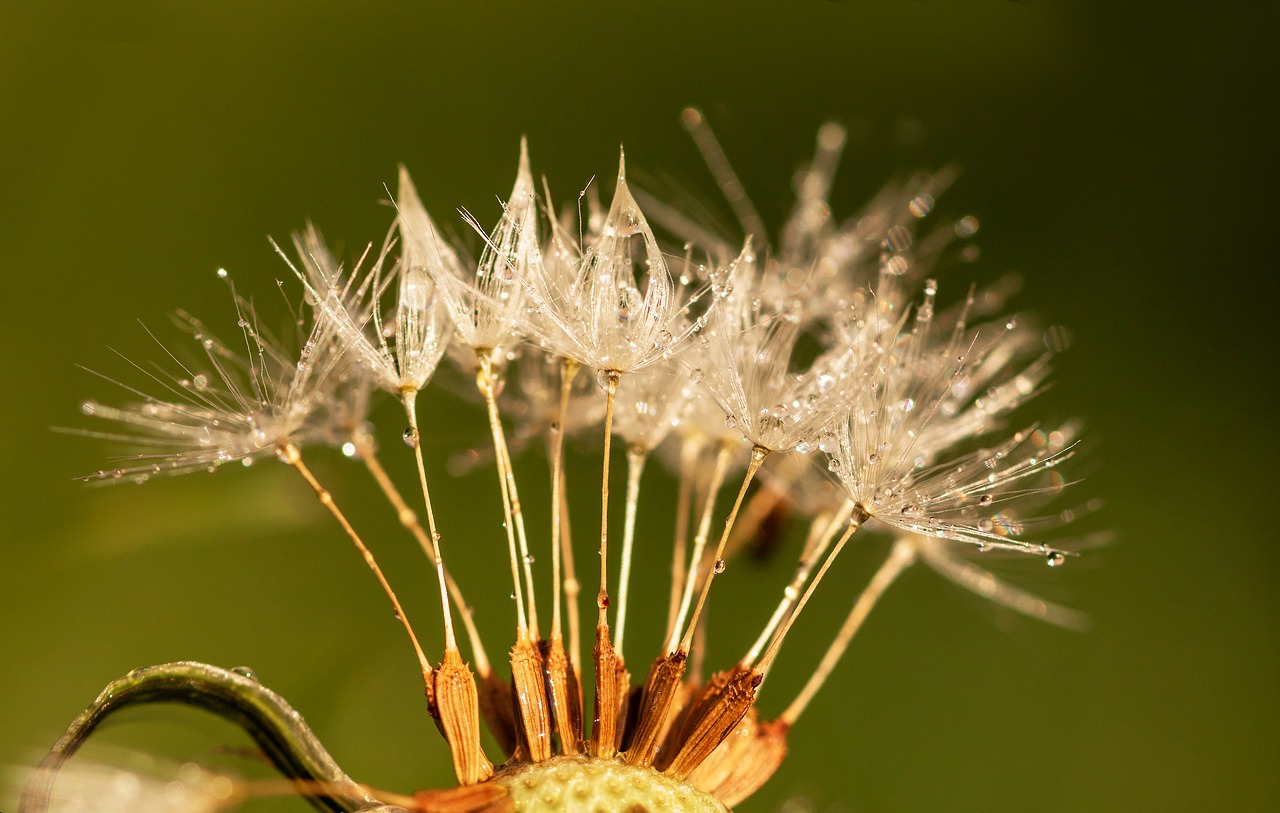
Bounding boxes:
[24,120,1096,813]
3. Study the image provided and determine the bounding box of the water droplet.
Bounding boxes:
[955,215,980,237]
[341,442,357,458]
[549,421,561,435]
[403,427,419,448]
[868,453,880,464]
[979,494,993,506]
[713,559,727,574]
[524,554,536,565]
[1046,552,1065,568]
[827,458,842,472]
[230,666,258,681]
[689,367,703,383]
[192,374,208,391]
[817,372,835,393]
[908,193,934,218]
[216,268,228,279]
[883,225,912,252]
[655,329,673,349]
[901,504,920,517]
[1044,324,1072,353]
[977,517,994,532]
[724,414,738,429]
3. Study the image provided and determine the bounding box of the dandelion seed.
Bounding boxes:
[44,122,1097,813]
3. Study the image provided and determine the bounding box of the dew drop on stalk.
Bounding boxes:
[908,194,934,217]
[713,559,726,574]
[403,427,419,448]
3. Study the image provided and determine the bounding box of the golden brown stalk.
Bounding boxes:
[781,538,916,725]
[591,623,622,759]
[540,635,582,756]
[667,441,734,653]
[509,635,554,762]
[622,650,689,767]
[677,445,769,654]
[356,435,492,678]
[279,443,435,706]
[549,358,578,646]
[590,370,623,757]
[402,392,461,654]
[434,649,495,786]
[707,719,790,807]
[475,354,531,636]
[665,435,702,638]
[664,667,763,780]
[755,504,873,674]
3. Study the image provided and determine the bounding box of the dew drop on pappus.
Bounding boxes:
[979,494,993,506]
[1046,552,1065,568]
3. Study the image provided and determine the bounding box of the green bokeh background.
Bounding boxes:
[2,2,1275,811]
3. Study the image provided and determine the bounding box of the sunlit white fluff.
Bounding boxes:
[405,141,535,374]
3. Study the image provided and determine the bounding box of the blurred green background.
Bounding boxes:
[1,2,1275,811]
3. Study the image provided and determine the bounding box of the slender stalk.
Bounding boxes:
[497,414,539,633]
[401,392,458,653]
[596,370,620,623]
[474,355,528,636]
[664,435,701,643]
[780,538,916,725]
[355,434,491,676]
[741,501,852,666]
[755,504,872,673]
[613,445,648,656]
[678,445,769,653]
[667,441,733,653]
[549,358,579,645]
[560,482,582,669]
[279,442,434,697]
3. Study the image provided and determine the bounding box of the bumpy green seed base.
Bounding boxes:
[495,756,729,813]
